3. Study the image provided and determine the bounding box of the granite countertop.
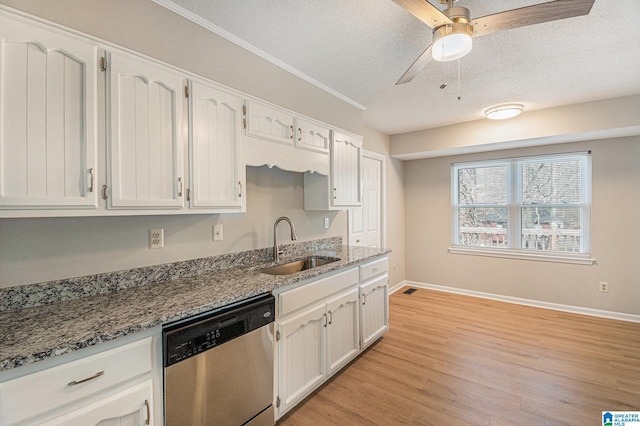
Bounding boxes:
[0,244,390,372]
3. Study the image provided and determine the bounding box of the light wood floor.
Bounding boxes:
[278,288,640,426]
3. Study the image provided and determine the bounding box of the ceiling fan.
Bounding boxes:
[393,0,596,85]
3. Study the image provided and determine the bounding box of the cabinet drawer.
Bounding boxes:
[279,268,359,317]
[360,257,388,281]
[0,337,152,425]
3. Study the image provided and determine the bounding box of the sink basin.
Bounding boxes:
[259,256,340,275]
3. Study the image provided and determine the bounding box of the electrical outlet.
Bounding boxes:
[599,281,609,293]
[213,224,223,242]
[324,217,330,229]
[149,228,164,249]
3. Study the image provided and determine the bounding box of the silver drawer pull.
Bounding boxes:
[88,168,95,193]
[67,370,104,386]
[144,399,150,425]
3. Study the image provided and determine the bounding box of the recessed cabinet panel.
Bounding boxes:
[360,274,389,349]
[245,99,294,146]
[0,12,98,209]
[295,118,330,154]
[189,80,243,209]
[326,288,360,376]
[107,50,184,209]
[278,303,326,415]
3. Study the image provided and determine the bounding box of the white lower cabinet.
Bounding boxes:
[0,337,156,426]
[360,257,389,349]
[360,274,389,349]
[326,287,360,375]
[277,286,360,416]
[277,302,327,415]
[275,257,388,419]
[41,380,153,426]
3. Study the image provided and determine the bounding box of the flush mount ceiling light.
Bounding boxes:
[485,104,524,120]
[431,6,473,62]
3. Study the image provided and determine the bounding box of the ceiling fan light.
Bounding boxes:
[432,32,472,62]
[432,21,473,62]
[485,104,524,120]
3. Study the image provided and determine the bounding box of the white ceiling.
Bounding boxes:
[160,0,640,135]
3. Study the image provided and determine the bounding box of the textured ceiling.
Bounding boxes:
[161,0,640,135]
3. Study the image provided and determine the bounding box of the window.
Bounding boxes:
[451,152,592,263]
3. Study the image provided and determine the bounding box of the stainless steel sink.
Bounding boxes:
[259,256,340,275]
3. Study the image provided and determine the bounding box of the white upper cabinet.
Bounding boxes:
[295,117,330,154]
[304,131,362,210]
[331,132,362,207]
[243,99,330,175]
[245,99,294,146]
[188,79,244,210]
[106,49,184,209]
[0,12,98,212]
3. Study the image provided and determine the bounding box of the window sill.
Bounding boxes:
[448,247,595,265]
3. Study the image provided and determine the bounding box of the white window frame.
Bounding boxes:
[449,152,594,265]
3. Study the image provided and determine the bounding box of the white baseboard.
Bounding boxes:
[395,280,640,323]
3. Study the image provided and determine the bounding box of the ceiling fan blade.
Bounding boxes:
[472,0,595,37]
[396,44,433,85]
[392,0,452,28]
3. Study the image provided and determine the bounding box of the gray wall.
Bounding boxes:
[404,137,640,315]
[0,167,347,287]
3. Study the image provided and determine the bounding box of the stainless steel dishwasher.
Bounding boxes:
[163,294,275,426]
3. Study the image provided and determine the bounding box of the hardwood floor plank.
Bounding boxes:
[278,288,640,426]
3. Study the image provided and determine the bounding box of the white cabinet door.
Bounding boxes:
[0,12,98,210]
[331,132,362,207]
[295,118,330,154]
[40,380,153,426]
[189,80,243,209]
[245,99,294,146]
[277,302,326,416]
[326,287,360,376]
[360,274,389,349]
[107,50,184,209]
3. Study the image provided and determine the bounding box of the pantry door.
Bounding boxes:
[349,150,385,248]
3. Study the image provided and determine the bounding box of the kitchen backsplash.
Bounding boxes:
[0,237,342,313]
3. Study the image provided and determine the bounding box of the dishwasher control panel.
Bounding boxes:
[163,294,274,367]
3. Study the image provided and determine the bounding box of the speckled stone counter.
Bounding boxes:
[0,240,390,372]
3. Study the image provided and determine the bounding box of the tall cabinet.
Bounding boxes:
[0,12,99,210]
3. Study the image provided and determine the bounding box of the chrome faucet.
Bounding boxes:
[273,216,298,263]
